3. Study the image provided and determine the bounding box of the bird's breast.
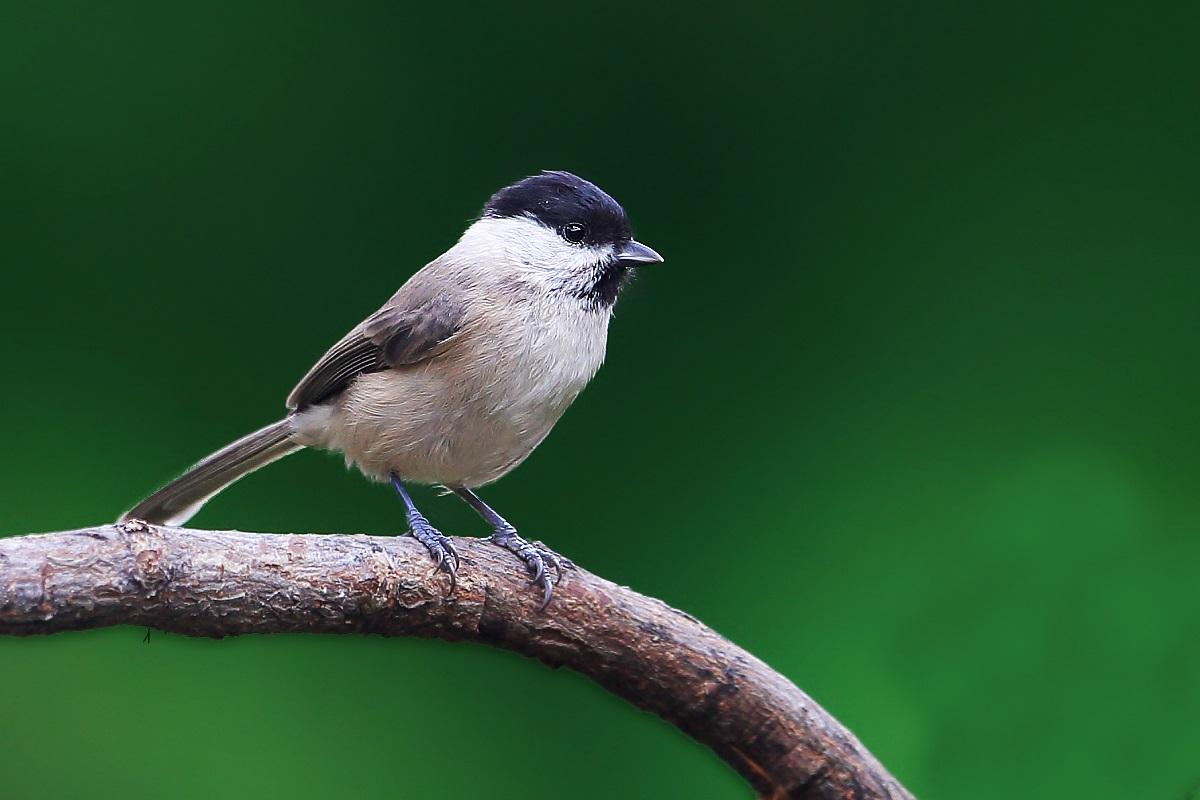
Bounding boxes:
[483,298,610,416]
[302,299,611,487]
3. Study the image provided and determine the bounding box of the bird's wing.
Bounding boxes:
[285,277,466,412]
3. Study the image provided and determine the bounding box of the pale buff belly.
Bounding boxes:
[292,318,607,487]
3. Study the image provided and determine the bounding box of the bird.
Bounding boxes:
[121,170,663,608]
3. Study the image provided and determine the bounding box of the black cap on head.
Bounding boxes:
[483,171,632,246]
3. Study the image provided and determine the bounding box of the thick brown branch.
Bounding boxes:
[0,522,912,799]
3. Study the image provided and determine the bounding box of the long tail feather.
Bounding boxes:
[121,419,301,525]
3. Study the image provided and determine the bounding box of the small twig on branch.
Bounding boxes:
[0,522,913,799]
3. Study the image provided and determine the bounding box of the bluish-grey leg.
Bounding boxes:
[391,474,459,592]
[452,487,572,610]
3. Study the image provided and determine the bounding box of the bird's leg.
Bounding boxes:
[452,487,572,610]
[391,474,458,592]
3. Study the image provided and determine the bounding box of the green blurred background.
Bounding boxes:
[2,2,1198,797]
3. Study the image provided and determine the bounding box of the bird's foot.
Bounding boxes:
[408,513,459,593]
[489,529,572,610]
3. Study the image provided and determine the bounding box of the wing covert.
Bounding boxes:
[286,286,465,411]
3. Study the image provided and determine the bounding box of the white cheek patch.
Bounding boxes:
[460,217,613,295]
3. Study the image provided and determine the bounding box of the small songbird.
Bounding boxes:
[122,171,663,607]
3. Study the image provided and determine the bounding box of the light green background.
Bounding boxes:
[2,3,1198,798]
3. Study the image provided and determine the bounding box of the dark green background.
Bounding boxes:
[2,2,1198,798]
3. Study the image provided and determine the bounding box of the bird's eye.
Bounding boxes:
[562,222,587,244]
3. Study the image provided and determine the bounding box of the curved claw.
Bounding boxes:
[410,522,459,596]
[532,540,571,580]
[433,541,458,593]
[528,552,546,585]
[544,551,564,584]
[489,533,571,610]
[537,576,554,612]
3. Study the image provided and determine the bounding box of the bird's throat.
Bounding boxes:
[578,261,630,310]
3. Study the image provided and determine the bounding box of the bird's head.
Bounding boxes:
[465,171,663,309]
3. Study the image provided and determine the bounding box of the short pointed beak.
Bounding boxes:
[615,239,664,265]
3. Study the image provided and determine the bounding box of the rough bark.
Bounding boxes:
[0,522,913,799]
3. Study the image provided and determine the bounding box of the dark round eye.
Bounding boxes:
[562,222,587,244]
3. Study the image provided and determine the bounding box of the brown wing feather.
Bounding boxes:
[286,279,465,412]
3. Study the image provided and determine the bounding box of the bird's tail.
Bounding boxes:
[120,419,302,526]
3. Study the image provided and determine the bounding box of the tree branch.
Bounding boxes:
[0,522,912,799]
